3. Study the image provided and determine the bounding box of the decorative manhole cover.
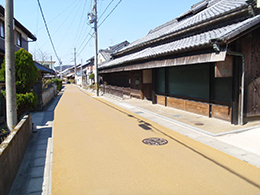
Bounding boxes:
[195,122,204,126]
[142,138,168,145]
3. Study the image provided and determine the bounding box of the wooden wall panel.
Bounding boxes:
[241,28,260,117]
[167,97,185,110]
[156,95,165,106]
[143,84,152,100]
[131,89,141,99]
[166,96,209,116]
[212,105,232,122]
[184,100,209,116]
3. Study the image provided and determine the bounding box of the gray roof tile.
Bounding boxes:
[100,14,260,69]
[118,0,247,54]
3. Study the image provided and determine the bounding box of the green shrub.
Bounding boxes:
[16,92,38,117]
[89,73,94,80]
[52,78,62,91]
[0,48,39,94]
[1,91,38,117]
[45,79,52,85]
[69,79,75,84]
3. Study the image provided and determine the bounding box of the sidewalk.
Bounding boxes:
[84,87,260,168]
[9,90,62,195]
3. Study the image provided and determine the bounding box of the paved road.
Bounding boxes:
[52,85,260,194]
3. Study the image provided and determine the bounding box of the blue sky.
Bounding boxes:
[0,0,199,67]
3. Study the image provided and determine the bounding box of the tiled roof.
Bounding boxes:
[99,41,130,62]
[100,0,260,70]
[99,50,113,61]
[116,0,248,55]
[34,62,56,74]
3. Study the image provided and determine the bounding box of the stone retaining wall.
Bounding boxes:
[42,84,57,108]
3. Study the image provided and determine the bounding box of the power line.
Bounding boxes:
[76,0,123,61]
[35,0,79,34]
[98,0,115,21]
[77,34,93,58]
[76,27,93,53]
[73,0,89,46]
[98,0,122,28]
[37,0,61,64]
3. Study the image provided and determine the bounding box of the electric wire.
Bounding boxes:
[76,30,93,58]
[98,0,122,28]
[35,0,79,34]
[98,0,115,21]
[76,0,123,61]
[36,0,61,64]
[56,0,84,49]
[73,0,89,46]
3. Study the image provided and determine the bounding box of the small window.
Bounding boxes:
[16,32,22,47]
[0,21,4,38]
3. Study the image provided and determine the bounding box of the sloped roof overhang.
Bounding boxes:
[99,13,260,74]
[99,49,226,73]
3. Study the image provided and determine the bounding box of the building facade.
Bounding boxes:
[0,5,37,64]
[99,0,260,125]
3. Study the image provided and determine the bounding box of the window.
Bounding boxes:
[16,31,22,47]
[155,68,165,94]
[168,64,210,101]
[0,21,4,38]
[213,77,232,104]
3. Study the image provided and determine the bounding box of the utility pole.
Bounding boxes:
[5,0,17,130]
[59,61,62,80]
[94,0,99,96]
[74,48,77,84]
[50,56,53,69]
[81,59,83,86]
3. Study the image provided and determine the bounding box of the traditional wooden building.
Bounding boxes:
[99,0,260,125]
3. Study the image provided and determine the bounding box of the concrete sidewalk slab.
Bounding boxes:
[9,91,62,195]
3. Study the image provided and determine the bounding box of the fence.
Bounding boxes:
[101,85,134,99]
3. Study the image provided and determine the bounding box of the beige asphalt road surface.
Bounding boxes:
[52,85,260,194]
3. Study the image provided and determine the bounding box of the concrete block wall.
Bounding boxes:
[42,84,57,108]
[0,114,32,195]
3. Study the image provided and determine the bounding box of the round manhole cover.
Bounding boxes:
[142,138,168,146]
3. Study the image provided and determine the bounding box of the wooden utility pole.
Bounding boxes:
[5,0,17,130]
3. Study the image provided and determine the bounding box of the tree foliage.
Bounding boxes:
[0,49,39,117]
[89,73,94,80]
[0,48,39,93]
[52,78,62,91]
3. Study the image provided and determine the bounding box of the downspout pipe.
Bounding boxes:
[227,49,245,125]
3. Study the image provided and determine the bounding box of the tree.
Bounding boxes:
[0,48,39,93]
[0,49,39,117]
